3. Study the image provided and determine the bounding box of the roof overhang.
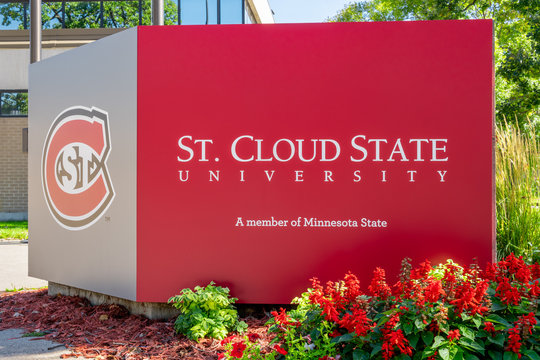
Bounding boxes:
[245,0,274,24]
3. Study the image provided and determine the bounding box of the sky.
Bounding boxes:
[268,0,355,23]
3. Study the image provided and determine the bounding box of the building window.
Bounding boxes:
[1,0,245,30]
[0,91,28,117]
[180,0,244,24]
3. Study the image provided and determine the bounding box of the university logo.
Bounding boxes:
[42,106,115,230]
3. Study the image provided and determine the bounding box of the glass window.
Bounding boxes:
[0,91,28,117]
[180,0,243,25]
[220,0,243,24]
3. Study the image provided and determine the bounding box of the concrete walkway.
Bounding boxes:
[0,240,47,291]
[0,329,70,359]
[0,241,68,359]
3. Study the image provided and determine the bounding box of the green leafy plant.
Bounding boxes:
[168,281,248,341]
[22,331,47,337]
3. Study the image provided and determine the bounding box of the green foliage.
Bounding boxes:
[168,281,247,341]
[496,121,540,263]
[0,0,178,29]
[0,92,27,116]
[331,0,540,129]
[22,331,47,337]
[0,221,28,240]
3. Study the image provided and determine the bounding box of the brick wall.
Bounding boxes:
[0,117,28,214]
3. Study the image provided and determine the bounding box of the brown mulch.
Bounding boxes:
[0,289,273,360]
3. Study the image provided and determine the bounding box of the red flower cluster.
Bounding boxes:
[309,274,364,324]
[450,280,490,315]
[447,329,460,341]
[381,314,412,360]
[484,321,496,336]
[271,308,296,327]
[337,304,372,337]
[507,326,522,357]
[230,341,247,358]
[484,253,539,304]
[507,310,538,357]
[247,333,260,342]
[268,254,538,360]
[274,344,287,355]
[369,267,392,300]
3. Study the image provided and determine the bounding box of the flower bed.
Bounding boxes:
[220,255,539,360]
[1,254,538,360]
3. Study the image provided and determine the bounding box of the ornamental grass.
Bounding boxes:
[496,121,540,263]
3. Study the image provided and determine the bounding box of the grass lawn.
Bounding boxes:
[0,221,28,239]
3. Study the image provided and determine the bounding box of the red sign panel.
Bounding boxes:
[137,21,494,303]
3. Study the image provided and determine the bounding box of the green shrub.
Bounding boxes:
[168,281,247,341]
[496,121,540,263]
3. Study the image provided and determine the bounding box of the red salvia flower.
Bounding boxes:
[247,333,260,342]
[506,326,522,357]
[271,308,298,327]
[518,312,537,335]
[531,263,540,280]
[447,329,460,341]
[274,344,287,355]
[427,321,440,334]
[221,335,235,346]
[343,271,362,301]
[411,260,432,280]
[382,329,412,360]
[338,304,372,336]
[424,279,445,303]
[528,280,540,298]
[369,267,392,300]
[484,321,496,336]
[496,278,522,306]
[483,262,497,281]
[230,341,247,359]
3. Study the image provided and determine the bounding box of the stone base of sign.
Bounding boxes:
[48,282,180,320]
[0,212,28,221]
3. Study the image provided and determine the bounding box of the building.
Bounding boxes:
[0,0,274,221]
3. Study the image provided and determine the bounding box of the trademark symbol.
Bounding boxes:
[105,216,111,222]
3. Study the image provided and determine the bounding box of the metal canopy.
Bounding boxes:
[18,0,165,62]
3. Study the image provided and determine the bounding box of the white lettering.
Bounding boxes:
[350,135,368,162]
[431,139,448,161]
[387,138,409,162]
[209,170,220,182]
[231,135,254,162]
[177,136,194,162]
[324,170,334,182]
[320,139,341,161]
[438,170,447,182]
[409,139,429,161]
[368,139,387,161]
[353,170,361,182]
[264,170,275,182]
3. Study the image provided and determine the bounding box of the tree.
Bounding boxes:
[331,0,540,128]
[0,0,179,29]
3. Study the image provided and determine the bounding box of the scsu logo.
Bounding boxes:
[42,106,115,230]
